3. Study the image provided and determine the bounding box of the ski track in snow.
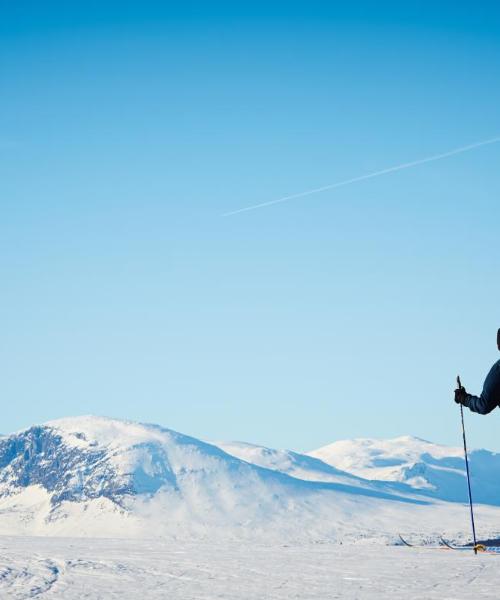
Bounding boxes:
[0,537,500,599]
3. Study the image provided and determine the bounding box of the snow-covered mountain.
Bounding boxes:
[0,416,321,538]
[1,417,499,541]
[214,440,369,486]
[308,436,500,505]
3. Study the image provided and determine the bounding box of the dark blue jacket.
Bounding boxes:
[464,359,500,415]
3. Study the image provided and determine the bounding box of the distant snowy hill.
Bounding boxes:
[308,436,500,505]
[1,417,499,541]
[214,440,369,486]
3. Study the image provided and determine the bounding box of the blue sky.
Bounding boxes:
[1,1,500,451]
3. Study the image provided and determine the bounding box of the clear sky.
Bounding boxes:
[1,1,500,451]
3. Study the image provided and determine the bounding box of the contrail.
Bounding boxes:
[222,136,500,217]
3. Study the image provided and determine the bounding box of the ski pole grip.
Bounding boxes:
[457,375,462,390]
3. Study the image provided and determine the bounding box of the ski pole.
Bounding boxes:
[457,375,478,555]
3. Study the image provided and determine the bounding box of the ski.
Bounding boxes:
[439,537,469,551]
[439,538,460,550]
[398,534,414,547]
[398,535,500,554]
[440,538,500,554]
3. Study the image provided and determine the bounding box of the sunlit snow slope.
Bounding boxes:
[308,436,500,505]
[214,440,369,485]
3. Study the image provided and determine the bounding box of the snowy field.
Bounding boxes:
[1,537,500,599]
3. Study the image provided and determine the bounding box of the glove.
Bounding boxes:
[454,386,468,405]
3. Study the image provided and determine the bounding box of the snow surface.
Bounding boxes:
[1,537,500,599]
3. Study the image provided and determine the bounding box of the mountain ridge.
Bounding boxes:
[0,416,499,541]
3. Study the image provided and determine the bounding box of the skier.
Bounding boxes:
[455,329,500,414]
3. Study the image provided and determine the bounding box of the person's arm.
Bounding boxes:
[462,392,497,415]
[461,362,500,415]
